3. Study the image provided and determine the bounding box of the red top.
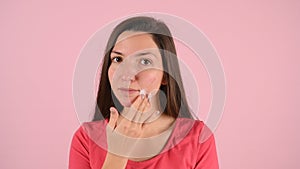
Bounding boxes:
[69,118,219,169]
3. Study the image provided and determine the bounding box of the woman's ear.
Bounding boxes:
[161,73,168,85]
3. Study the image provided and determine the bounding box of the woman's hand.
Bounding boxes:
[106,95,155,156]
[102,95,157,168]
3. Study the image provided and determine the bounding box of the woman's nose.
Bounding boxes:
[121,73,136,81]
[118,58,138,81]
[120,66,137,81]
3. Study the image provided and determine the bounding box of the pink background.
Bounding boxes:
[1,0,299,169]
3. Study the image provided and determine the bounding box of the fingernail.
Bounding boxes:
[110,107,115,114]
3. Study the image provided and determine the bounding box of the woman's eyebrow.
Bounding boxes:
[111,50,123,55]
[135,51,157,58]
[111,50,157,58]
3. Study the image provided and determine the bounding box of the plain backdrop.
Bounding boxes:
[1,0,299,169]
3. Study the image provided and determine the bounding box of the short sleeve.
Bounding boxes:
[193,127,219,169]
[69,126,91,169]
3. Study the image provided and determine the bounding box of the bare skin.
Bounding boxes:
[102,95,175,169]
[102,32,175,169]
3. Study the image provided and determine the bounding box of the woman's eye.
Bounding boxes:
[111,56,122,63]
[140,58,152,65]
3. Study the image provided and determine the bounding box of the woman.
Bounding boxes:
[69,16,219,169]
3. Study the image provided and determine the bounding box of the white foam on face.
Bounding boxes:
[139,89,146,98]
[155,110,160,114]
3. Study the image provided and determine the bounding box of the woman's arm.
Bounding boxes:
[101,153,128,169]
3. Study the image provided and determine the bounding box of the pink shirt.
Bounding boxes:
[69,118,219,169]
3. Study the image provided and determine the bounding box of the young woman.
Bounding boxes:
[69,16,219,169]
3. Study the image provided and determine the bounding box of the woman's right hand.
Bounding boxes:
[102,95,155,169]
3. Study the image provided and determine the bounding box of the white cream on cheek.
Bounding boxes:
[139,89,146,99]
[139,89,154,101]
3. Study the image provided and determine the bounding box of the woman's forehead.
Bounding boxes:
[116,31,150,43]
[113,31,160,56]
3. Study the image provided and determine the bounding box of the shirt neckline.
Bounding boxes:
[126,117,196,165]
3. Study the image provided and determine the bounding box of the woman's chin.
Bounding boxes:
[116,95,137,107]
[119,100,133,107]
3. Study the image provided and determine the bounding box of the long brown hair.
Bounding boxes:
[93,16,193,121]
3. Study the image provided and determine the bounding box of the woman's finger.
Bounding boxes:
[133,94,151,121]
[143,110,161,124]
[128,95,143,120]
[132,96,149,123]
[108,107,119,130]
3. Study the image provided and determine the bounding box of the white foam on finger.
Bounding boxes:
[147,92,153,100]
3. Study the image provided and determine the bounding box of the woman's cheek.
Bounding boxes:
[138,71,163,91]
[108,66,115,82]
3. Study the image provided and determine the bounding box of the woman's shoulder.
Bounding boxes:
[175,118,205,132]
[185,118,214,143]
[174,118,213,142]
[82,119,107,131]
[71,120,107,140]
[79,119,107,138]
[71,119,108,148]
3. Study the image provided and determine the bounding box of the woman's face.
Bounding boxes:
[108,31,164,107]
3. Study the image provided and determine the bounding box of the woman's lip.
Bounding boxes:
[118,88,139,96]
[118,88,139,92]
